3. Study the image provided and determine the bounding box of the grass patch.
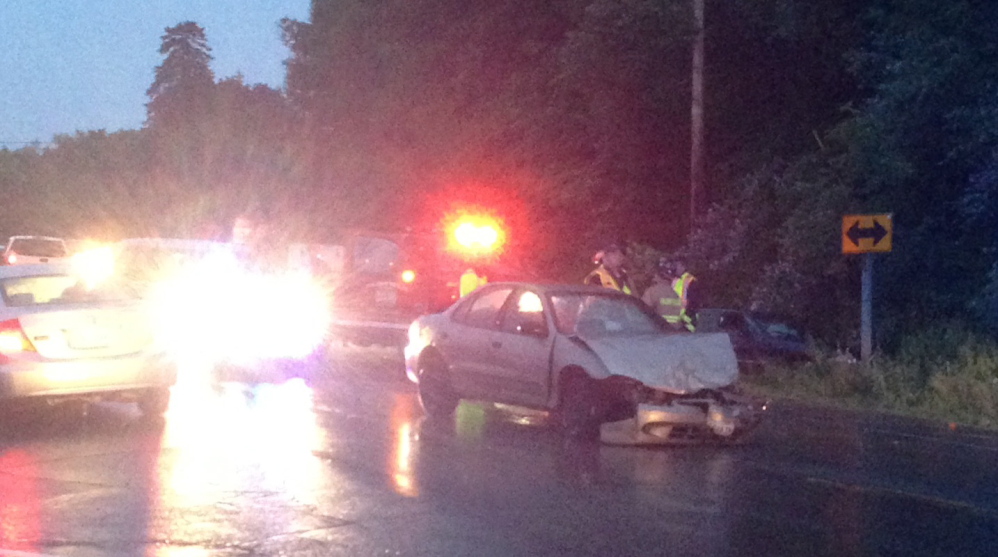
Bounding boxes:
[741,324,998,429]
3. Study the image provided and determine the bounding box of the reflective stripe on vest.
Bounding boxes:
[643,280,682,322]
[585,266,632,295]
[658,296,683,323]
[672,272,696,331]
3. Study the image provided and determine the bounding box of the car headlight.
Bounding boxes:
[406,320,428,353]
[148,257,332,367]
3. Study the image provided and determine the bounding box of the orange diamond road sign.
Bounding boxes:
[842,214,892,254]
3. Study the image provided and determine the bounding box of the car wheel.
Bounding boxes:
[138,387,171,418]
[558,372,601,441]
[417,353,458,419]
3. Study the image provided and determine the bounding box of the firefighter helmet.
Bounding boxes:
[656,257,679,279]
[593,239,625,264]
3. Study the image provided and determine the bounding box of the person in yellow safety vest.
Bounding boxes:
[459,267,488,297]
[672,260,698,332]
[642,257,686,330]
[584,241,636,295]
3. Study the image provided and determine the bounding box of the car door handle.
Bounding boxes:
[492,341,502,349]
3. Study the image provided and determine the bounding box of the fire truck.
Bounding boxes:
[325,214,509,347]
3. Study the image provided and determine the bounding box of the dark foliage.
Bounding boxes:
[2,0,996,350]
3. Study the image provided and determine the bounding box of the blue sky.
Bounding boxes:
[0,0,310,148]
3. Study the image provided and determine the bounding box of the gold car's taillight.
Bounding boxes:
[0,318,35,356]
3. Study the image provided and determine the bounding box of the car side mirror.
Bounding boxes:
[517,321,548,338]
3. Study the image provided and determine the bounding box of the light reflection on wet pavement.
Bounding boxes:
[0,345,996,556]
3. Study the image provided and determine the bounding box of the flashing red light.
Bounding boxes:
[445,213,506,259]
[454,222,499,250]
[400,269,416,284]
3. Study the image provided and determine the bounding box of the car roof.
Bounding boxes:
[115,238,230,253]
[5,235,67,249]
[477,281,633,296]
[7,235,65,242]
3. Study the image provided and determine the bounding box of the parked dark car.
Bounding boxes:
[696,309,812,372]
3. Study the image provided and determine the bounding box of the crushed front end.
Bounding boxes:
[599,381,767,445]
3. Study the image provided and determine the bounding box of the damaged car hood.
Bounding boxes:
[582,332,739,393]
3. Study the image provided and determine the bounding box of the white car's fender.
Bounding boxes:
[548,334,612,407]
[404,314,443,383]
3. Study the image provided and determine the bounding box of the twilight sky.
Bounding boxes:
[0,0,310,149]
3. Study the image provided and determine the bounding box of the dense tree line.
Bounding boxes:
[0,1,995,350]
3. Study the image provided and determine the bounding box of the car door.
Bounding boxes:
[438,286,514,398]
[489,289,555,407]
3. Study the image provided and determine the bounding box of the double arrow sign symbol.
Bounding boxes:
[842,214,892,254]
[847,220,888,246]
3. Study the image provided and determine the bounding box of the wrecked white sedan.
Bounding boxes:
[404,282,765,444]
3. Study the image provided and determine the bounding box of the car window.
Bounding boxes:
[353,237,400,275]
[455,287,513,329]
[450,296,474,322]
[499,290,548,336]
[7,238,67,258]
[1,274,131,306]
[550,291,663,337]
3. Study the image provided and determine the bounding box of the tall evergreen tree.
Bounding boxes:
[146,21,215,132]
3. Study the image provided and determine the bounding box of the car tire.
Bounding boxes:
[417,354,458,419]
[138,387,171,418]
[558,372,601,441]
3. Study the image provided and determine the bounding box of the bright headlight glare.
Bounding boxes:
[71,246,115,288]
[407,321,421,348]
[148,255,331,366]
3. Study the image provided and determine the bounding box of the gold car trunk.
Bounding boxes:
[17,307,153,359]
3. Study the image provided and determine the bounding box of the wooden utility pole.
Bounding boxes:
[690,0,705,230]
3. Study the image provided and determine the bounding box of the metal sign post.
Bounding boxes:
[842,214,893,363]
[861,253,873,362]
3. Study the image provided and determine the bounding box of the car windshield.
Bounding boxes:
[8,238,67,258]
[1,273,132,307]
[352,236,401,275]
[549,291,664,337]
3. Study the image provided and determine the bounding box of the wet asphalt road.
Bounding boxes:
[1,346,997,557]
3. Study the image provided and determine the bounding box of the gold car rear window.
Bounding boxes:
[8,238,67,258]
[1,275,129,307]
